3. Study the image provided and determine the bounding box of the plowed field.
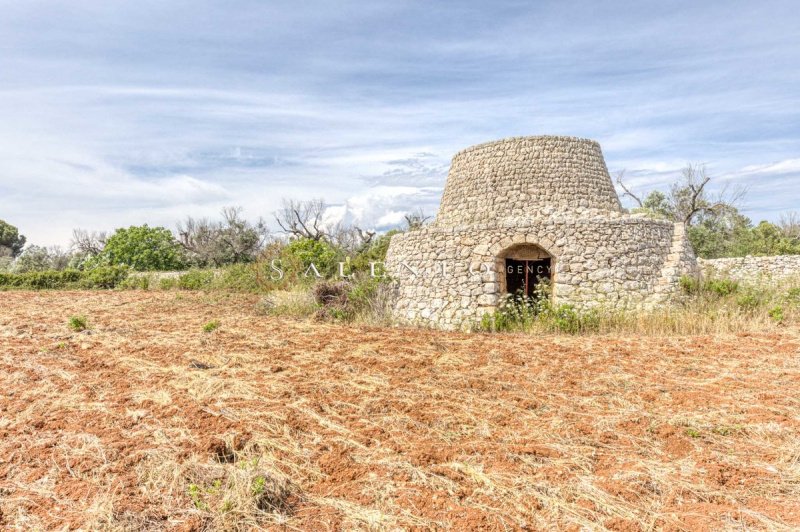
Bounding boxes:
[1,291,799,530]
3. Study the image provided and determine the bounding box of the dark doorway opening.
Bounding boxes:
[505,257,552,298]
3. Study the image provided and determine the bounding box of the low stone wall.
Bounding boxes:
[698,256,800,283]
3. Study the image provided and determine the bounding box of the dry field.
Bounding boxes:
[1,291,799,531]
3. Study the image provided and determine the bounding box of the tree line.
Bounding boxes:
[0,201,431,274]
[617,164,800,258]
[2,165,798,273]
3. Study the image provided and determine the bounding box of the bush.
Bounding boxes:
[0,269,83,289]
[214,263,262,292]
[119,274,151,290]
[81,265,129,289]
[159,277,179,290]
[787,287,800,305]
[769,305,785,323]
[281,238,339,279]
[680,276,738,297]
[736,289,764,311]
[349,232,396,272]
[178,269,215,290]
[312,280,352,319]
[705,278,739,297]
[97,225,187,271]
[203,320,221,333]
[480,281,600,334]
[68,315,88,332]
[679,275,700,294]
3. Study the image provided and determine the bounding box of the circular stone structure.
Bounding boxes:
[385,135,699,330]
[436,136,622,227]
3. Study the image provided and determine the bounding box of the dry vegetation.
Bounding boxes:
[1,290,799,531]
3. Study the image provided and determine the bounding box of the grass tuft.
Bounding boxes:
[68,315,88,332]
[203,319,221,333]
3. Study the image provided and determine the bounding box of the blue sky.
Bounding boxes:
[1,0,798,246]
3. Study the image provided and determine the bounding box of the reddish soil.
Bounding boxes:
[1,291,799,530]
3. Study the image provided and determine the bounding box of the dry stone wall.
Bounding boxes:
[436,136,621,228]
[699,255,800,284]
[385,135,698,329]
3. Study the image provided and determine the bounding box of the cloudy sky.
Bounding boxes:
[1,0,798,246]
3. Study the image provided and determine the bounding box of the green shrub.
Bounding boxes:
[97,225,187,271]
[307,275,390,322]
[679,275,700,294]
[0,269,83,289]
[214,263,262,292]
[119,274,151,290]
[787,287,800,305]
[81,265,129,289]
[68,315,88,332]
[203,320,221,333]
[548,304,600,334]
[768,305,785,323]
[347,275,384,312]
[480,279,601,334]
[705,278,739,297]
[685,427,702,438]
[27,270,82,289]
[159,277,178,290]
[178,269,215,290]
[281,238,339,279]
[736,289,763,311]
[350,231,396,272]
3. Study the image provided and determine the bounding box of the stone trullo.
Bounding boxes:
[384,135,698,329]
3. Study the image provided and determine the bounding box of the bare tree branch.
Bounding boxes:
[178,206,268,266]
[70,229,106,255]
[274,199,328,241]
[403,208,431,231]
[671,164,748,226]
[615,170,643,208]
[778,211,800,239]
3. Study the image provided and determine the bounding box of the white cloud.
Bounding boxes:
[735,159,800,176]
[323,185,442,231]
[1,1,799,246]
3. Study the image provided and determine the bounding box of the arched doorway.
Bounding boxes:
[496,243,554,299]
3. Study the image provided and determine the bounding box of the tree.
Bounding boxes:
[618,164,745,227]
[778,211,800,239]
[685,206,752,259]
[403,208,432,231]
[275,199,328,241]
[14,245,71,272]
[281,237,340,278]
[274,198,377,252]
[614,163,800,259]
[98,225,186,271]
[0,219,26,257]
[71,229,107,255]
[178,206,269,267]
[668,164,745,226]
[636,191,673,220]
[328,224,376,254]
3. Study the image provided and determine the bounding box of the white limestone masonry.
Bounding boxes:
[699,255,800,284]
